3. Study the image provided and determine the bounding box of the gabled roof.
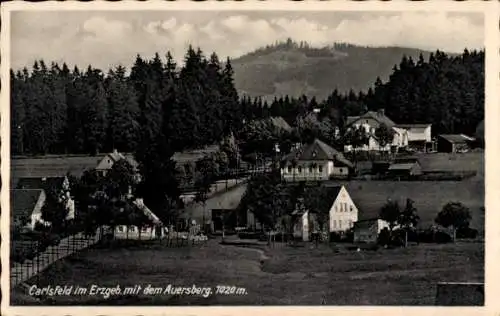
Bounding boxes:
[346,111,396,128]
[438,134,475,144]
[16,177,66,192]
[283,139,354,168]
[11,189,44,224]
[133,198,163,225]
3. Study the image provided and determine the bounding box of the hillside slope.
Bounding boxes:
[231,42,432,101]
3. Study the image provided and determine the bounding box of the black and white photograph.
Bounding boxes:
[1,1,497,311]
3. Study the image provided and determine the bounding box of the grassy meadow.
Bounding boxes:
[12,239,483,305]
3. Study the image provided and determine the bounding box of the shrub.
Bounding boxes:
[330,232,342,242]
[456,227,479,239]
[377,228,391,246]
[417,229,452,243]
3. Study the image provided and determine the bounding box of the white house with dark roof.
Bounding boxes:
[281,138,354,182]
[95,149,139,177]
[293,185,359,241]
[113,198,166,240]
[345,109,432,152]
[11,189,48,230]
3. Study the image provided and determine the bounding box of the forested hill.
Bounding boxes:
[231,40,433,101]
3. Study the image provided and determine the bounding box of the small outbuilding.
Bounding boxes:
[437,134,474,153]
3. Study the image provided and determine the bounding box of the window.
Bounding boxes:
[344,203,348,212]
[129,226,135,232]
[142,227,148,233]
[118,226,124,232]
[350,206,354,212]
[339,221,342,229]
[332,220,336,228]
[287,166,292,173]
[309,166,313,173]
[298,166,302,173]
[318,165,323,172]
[340,168,344,174]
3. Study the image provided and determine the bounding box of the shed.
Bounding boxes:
[437,134,474,153]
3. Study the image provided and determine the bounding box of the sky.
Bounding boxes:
[10,10,484,72]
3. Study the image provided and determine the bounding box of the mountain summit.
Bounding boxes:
[231,39,431,101]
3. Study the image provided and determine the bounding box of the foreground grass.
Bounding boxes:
[12,239,483,305]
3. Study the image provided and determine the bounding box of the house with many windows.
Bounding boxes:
[345,109,433,152]
[293,185,359,241]
[281,139,354,182]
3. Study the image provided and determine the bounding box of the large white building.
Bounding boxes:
[281,139,354,182]
[344,109,432,152]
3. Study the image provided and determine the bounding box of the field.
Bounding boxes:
[12,239,483,305]
[327,152,485,232]
[328,180,484,232]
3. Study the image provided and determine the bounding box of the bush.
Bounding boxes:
[456,227,479,239]
[377,228,391,246]
[330,232,342,242]
[417,229,452,243]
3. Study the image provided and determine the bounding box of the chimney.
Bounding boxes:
[113,149,118,155]
[378,109,385,116]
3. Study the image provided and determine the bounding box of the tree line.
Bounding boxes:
[10,46,241,156]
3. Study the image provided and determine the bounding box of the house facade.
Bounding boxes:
[113,198,165,240]
[95,149,140,177]
[345,109,432,152]
[11,189,48,230]
[293,185,359,241]
[281,139,353,182]
[395,124,433,151]
[328,186,359,232]
[353,218,391,243]
[16,176,75,221]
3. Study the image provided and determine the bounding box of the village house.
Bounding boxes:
[394,124,433,151]
[11,189,48,230]
[15,176,75,221]
[95,149,139,177]
[293,185,359,241]
[344,109,408,152]
[353,218,392,244]
[345,109,433,152]
[113,198,166,240]
[281,138,354,182]
[437,134,475,153]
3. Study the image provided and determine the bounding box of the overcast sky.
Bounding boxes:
[10,11,484,71]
